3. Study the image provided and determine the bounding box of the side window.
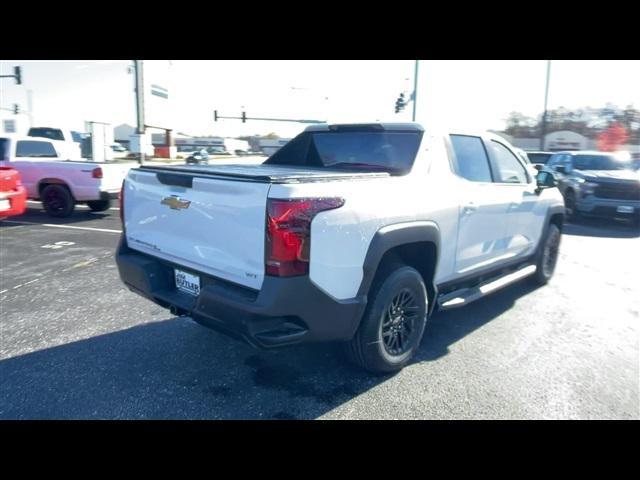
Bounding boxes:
[449,134,493,183]
[488,141,529,184]
[15,140,58,158]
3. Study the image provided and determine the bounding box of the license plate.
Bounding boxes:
[616,206,634,214]
[175,269,200,296]
[0,199,9,211]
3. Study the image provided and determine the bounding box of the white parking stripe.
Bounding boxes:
[26,200,119,211]
[2,220,122,234]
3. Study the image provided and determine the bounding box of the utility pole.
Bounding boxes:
[27,89,34,128]
[412,60,419,122]
[540,60,551,150]
[134,60,145,164]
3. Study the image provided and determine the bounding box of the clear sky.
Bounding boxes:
[1,60,638,138]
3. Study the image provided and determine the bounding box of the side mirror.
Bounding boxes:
[536,171,556,192]
[556,165,567,174]
[533,164,543,171]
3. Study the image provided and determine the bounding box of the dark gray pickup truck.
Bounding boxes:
[544,151,640,225]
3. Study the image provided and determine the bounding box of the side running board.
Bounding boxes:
[438,264,537,310]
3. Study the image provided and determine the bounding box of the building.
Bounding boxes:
[259,138,291,156]
[114,123,136,148]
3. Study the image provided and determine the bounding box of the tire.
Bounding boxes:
[87,199,111,212]
[532,223,561,285]
[41,184,75,218]
[564,190,580,221]
[345,264,428,374]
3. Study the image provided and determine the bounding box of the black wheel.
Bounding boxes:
[564,190,580,221]
[41,184,75,218]
[87,199,111,212]
[532,223,561,285]
[345,265,428,374]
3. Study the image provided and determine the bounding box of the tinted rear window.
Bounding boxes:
[264,130,423,174]
[449,134,493,183]
[16,140,58,158]
[28,127,64,141]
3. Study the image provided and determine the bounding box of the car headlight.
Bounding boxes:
[582,182,597,195]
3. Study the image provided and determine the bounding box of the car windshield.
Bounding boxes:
[264,130,423,174]
[572,155,631,171]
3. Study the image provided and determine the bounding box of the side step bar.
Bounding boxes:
[438,264,537,310]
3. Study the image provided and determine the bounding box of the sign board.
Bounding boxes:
[142,60,174,130]
[3,119,16,133]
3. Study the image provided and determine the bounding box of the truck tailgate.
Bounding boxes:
[123,169,270,290]
[101,162,135,192]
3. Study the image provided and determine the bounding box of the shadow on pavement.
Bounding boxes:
[2,205,113,227]
[0,279,540,420]
[563,217,639,239]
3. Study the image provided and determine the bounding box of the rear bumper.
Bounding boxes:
[115,238,367,348]
[0,186,27,218]
[100,190,120,201]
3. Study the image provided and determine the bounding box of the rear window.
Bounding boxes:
[16,140,58,158]
[28,127,65,141]
[264,130,423,174]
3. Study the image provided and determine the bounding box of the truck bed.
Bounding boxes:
[137,164,389,184]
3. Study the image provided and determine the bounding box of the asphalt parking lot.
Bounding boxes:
[1,202,638,419]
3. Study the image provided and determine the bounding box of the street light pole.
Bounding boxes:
[412,60,419,122]
[540,60,551,150]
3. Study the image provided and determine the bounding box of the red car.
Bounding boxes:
[0,166,27,220]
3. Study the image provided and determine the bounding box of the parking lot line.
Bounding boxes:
[2,220,122,234]
[26,200,120,211]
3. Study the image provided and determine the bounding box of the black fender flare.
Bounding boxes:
[357,221,441,313]
[535,204,565,259]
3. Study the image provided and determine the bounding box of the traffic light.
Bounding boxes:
[14,66,22,85]
[241,111,246,123]
[395,93,406,114]
[13,104,19,114]
[214,110,218,121]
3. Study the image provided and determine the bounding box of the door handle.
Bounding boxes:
[462,203,478,215]
[508,202,520,210]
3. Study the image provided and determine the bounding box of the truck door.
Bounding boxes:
[448,134,513,275]
[485,138,546,260]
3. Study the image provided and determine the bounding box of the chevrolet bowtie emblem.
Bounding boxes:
[161,196,191,210]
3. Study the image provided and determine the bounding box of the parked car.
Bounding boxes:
[111,143,128,156]
[544,150,640,225]
[526,151,554,166]
[116,123,565,373]
[186,149,210,164]
[0,135,134,217]
[0,166,27,220]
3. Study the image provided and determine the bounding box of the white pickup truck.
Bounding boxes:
[116,123,565,373]
[0,135,133,217]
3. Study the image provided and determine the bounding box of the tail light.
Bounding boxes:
[266,197,344,277]
[92,167,103,179]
